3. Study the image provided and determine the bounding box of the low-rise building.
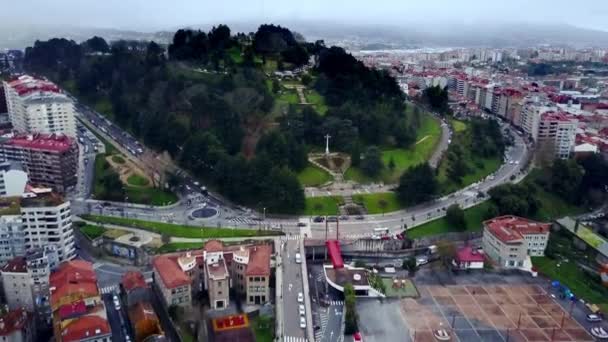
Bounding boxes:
[203,249,230,310]
[452,246,485,270]
[0,308,36,342]
[482,215,550,269]
[128,301,164,342]
[50,260,111,342]
[152,255,192,307]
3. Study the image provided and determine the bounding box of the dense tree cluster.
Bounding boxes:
[168,25,234,64]
[487,183,540,217]
[344,283,359,334]
[396,163,438,205]
[422,85,449,114]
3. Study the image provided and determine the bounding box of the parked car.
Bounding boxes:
[313,216,325,223]
[299,316,307,329]
[299,304,305,316]
[295,253,302,264]
[297,222,307,227]
[327,216,338,222]
[297,292,304,303]
[355,215,365,220]
[113,295,121,311]
[587,314,603,322]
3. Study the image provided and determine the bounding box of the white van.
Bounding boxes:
[295,253,302,264]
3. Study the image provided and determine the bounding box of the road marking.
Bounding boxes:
[283,336,307,342]
[99,284,119,294]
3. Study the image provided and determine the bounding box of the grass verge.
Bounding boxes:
[126,174,150,187]
[353,192,403,214]
[406,202,492,239]
[297,164,332,187]
[79,224,106,240]
[81,215,283,239]
[304,196,343,216]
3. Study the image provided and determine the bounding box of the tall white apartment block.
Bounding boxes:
[538,112,578,159]
[2,75,76,137]
[20,191,75,262]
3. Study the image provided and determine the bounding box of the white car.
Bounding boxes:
[299,304,306,316]
[112,295,121,311]
[300,316,307,329]
[295,253,302,264]
[586,314,602,322]
[297,292,304,303]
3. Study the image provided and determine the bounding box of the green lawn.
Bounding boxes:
[304,196,343,216]
[277,89,299,104]
[532,183,585,221]
[532,257,608,313]
[111,155,125,164]
[353,192,403,214]
[297,165,332,187]
[305,89,328,115]
[263,59,278,73]
[227,46,243,64]
[381,278,419,298]
[125,186,178,206]
[251,315,274,342]
[79,224,106,240]
[437,155,502,194]
[81,215,284,238]
[345,113,441,184]
[450,119,467,133]
[126,174,150,187]
[406,202,491,239]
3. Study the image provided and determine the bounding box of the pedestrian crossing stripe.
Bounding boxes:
[99,284,119,294]
[328,300,344,306]
[283,336,307,342]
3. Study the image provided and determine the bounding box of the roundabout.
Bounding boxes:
[190,206,219,219]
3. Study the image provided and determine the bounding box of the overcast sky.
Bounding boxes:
[4,0,608,32]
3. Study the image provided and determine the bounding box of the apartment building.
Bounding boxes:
[537,112,577,161]
[152,255,192,307]
[0,212,26,265]
[203,248,230,310]
[49,260,111,342]
[0,257,34,311]
[0,162,28,197]
[482,216,550,269]
[26,246,58,324]
[0,133,78,193]
[2,75,76,137]
[519,100,553,140]
[20,191,75,262]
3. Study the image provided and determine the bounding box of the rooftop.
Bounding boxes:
[20,191,66,208]
[204,240,224,253]
[0,197,21,215]
[0,256,27,273]
[455,246,485,263]
[484,215,550,243]
[60,315,111,342]
[0,309,29,337]
[152,255,190,289]
[245,244,271,276]
[6,75,61,97]
[325,266,370,288]
[128,302,161,330]
[0,133,75,153]
[207,257,229,281]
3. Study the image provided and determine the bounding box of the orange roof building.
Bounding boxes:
[128,302,164,342]
[152,255,192,307]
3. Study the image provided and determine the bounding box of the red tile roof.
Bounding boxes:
[7,75,61,97]
[204,240,224,253]
[455,246,485,263]
[60,315,111,342]
[246,244,271,276]
[50,260,98,309]
[0,256,27,273]
[0,309,29,337]
[58,300,87,320]
[122,271,148,292]
[484,215,550,243]
[152,256,190,289]
[3,133,75,153]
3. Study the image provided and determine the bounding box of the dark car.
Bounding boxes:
[297,222,307,227]
[313,216,325,223]
[355,215,365,220]
[339,215,349,221]
[327,216,338,222]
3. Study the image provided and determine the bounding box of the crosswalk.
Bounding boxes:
[327,300,344,306]
[315,309,329,341]
[283,336,307,342]
[281,235,302,241]
[99,284,119,295]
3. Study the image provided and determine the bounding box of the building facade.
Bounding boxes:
[0,257,34,311]
[20,192,75,262]
[0,162,27,197]
[0,214,26,265]
[2,76,76,137]
[26,246,58,324]
[482,216,550,268]
[537,112,577,161]
[0,133,78,193]
[152,255,192,307]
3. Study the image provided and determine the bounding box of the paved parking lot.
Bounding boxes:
[357,282,596,342]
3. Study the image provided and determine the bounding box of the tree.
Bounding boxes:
[301,74,312,86]
[397,164,438,205]
[402,258,419,276]
[350,143,361,167]
[344,283,358,334]
[388,156,396,171]
[446,204,466,231]
[422,85,449,114]
[378,199,388,216]
[446,144,468,184]
[360,146,383,177]
[272,79,281,94]
[161,233,171,244]
[488,183,540,217]
[82,36,109,53]
[549,159,584,203]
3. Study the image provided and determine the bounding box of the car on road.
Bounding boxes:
[295,253,302,264]
[299,304,305,316]
[327,216,338,222]
[113,295,121,311]
[586,314,603,322]
[297,292,303,303]
[313,216,324,223]
[339,215,349,220]
[297,222,307,227]
[355,215,365,220]
[299,316,306,329]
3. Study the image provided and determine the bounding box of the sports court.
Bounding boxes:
[400,284,594,342]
